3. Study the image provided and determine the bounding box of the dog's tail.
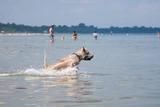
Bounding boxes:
[44,51,48,69]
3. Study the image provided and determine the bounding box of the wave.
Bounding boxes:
[0,67,78,77]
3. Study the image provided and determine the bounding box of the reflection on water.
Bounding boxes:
[41,74,102,103]
[14,74,102,107]
[0,73,102,106]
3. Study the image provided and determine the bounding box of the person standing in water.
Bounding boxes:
[157,32,160,38]
[72,31,78,40]
[93,31,98,40]
[49,25,54,42]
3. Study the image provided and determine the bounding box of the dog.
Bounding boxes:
[44,47,94,71]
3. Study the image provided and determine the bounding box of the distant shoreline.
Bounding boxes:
[1,23,160,34]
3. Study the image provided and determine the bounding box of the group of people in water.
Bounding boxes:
[49,25,98,42]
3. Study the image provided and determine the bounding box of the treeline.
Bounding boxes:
[0,23,160,33]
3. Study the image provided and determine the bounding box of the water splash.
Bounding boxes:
[0,67,78,77]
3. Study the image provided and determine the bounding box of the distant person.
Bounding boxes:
[49,25,54,42]
[61,36,65,40]
[72,31,78,40]
[157,32,160,38]
[93,31,98,40]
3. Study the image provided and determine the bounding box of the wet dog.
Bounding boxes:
[44,47,94,71]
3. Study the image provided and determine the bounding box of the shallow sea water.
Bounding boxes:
[0,33,160,107]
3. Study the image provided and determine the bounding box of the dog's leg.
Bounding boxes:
[44,51,48,69]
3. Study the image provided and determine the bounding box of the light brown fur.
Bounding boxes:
[44,47,93,71]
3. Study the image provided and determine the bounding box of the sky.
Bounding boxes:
[0,0,160,28]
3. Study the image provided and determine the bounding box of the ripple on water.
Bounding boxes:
[49,99,103,103]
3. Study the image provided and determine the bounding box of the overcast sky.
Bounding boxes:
[0,0,160,28]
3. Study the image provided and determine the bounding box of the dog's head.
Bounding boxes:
[77,47,94,60]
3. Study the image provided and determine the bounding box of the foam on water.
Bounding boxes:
[0,66,78,77]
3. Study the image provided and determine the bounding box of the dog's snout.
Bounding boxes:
[90,55,94,60]
[84,55,94,60]
[91,55,94,58]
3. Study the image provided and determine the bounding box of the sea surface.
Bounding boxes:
[0,33,160,107]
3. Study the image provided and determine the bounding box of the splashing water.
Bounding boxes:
[0,66,78,77]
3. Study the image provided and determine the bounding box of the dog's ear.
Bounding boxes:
[82,47,86,52]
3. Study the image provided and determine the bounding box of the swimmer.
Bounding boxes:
[72,31,78,40]
[93,31,98,40]
[61,36,65,40]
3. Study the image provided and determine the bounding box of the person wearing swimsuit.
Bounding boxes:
[93,31,98,40]
[49,25,54,42]
[72,31,78,40]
